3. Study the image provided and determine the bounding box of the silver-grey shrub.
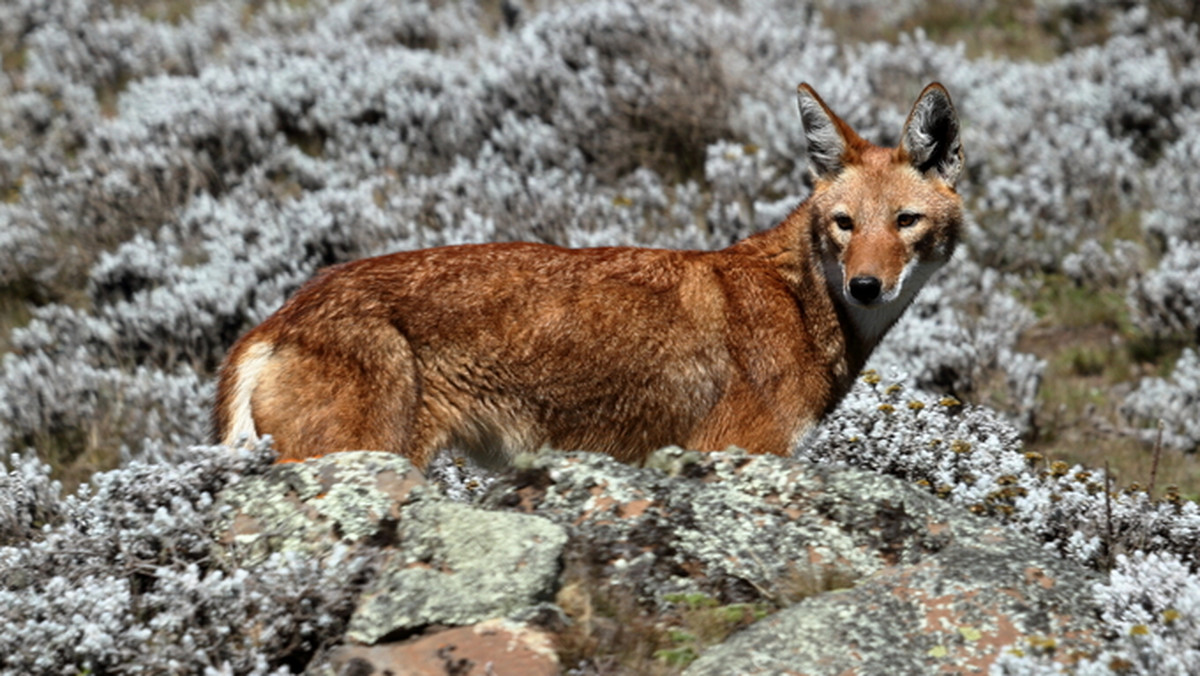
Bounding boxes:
[0,443,372,675]
[0,452,62,546]
[1123,349,1200,453]
[1129,239,1200,342]
[805,379,1200,571]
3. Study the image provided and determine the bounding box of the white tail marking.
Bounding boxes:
[222,341,273,447]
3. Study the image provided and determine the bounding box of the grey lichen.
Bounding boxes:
[347,500,567,643]
[685,532,1100,675]
[214,451,427,567]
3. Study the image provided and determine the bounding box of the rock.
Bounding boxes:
[482,448,1101,672]
[482,448,980,607]
[213,451,568,647]
[214,449,1103,673]
[347,500,567,644]
[213,451,427,566]
[330,619,559,676]
[683,531,1101,674]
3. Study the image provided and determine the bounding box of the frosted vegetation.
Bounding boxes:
[1,0,1198,673]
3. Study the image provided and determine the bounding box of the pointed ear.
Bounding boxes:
[797,83,852,181]
[900,83,964,187]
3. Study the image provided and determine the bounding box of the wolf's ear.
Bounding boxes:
[797,83,853,181]
[901,83,963,187]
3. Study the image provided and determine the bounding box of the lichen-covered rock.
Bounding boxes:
[214,451,428,567]
[683,530,1101,675]
[210,448,1102,672]
[213,451,567,647]
[482,448,1035,608]
[330,619,560,676]
[483,448,1100,672]
[346,500,567,644]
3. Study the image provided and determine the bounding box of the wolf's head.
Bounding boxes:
[797,82,964,342]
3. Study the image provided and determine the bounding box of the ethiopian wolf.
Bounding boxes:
[214,82,964,468]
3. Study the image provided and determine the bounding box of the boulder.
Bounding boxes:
[213,451,567,647]
[684,527,1100,674]
[330,619,559,676]
[483,448,1101,672]
[214,451,428,566]
[213,448,1103,673]
[347,499,567,643]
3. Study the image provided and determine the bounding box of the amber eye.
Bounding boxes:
[833,214,854,231]
[897,212,921,228]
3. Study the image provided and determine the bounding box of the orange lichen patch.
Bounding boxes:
[373,468,427,512]
[916,589,980,632]
[275,457,308,464]
[586,492,619,514]
[508,485,543,513]
[866,558,1097,673]
[997,587,1027,603]
[918,593,1043,673]
[574,489,620,527]
[979,528,1009,545]
[333,620,559,676]
[1025,567,1055,589]
[967,615,1022,662]
[876,566,920,602]
[615,498,654,519]
[221,512,263,544]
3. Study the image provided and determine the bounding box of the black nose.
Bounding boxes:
[849,276,882,304]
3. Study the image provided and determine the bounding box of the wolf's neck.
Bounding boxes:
[825,259,944,354]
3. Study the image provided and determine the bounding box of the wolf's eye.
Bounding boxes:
[897,212,921,228]
[833,214,854,231]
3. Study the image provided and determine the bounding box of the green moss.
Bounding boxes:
[557,558,779,675]
[1063,346,1108,378]
[663,592,720,610]
[95,73,133,120]
[0,281,34,355]
[1,180,21,204]
[654,646,700,666]
[653,596,774,669]
[112,0,195,25]
[817,0,1112,63]
[1028,274,1129,331]
[1,47,26,75]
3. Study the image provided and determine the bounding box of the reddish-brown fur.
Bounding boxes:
[214,83,964,468]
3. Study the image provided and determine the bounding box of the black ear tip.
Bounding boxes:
[921,83,955,108]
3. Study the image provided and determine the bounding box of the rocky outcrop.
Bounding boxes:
[487,448,1101,674]
[684,524,1098,675]
[347,499,566,644]
[215,451,428,566]
[214,452,567,649]
[212,448,1102,674]
[330,620,560,676]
